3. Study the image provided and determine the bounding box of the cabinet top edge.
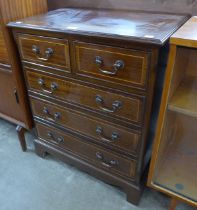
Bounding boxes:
[8,8,189,46]
[170,16,197,47]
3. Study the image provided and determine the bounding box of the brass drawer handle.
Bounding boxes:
[43,107,61,122]
[95,56,124,75]
[38,78,58,94]
[32,45,54,61]
[47,131,64,143]
[95,95,122,113]
[96,152,119,168]
[96,126,120,143]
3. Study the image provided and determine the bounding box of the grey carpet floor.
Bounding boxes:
[0,119,195,210]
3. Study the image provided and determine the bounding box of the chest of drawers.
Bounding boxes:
[8,8,188,204]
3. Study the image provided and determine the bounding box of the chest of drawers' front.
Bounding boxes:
[9,8,188,205]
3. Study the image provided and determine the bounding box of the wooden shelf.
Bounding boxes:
[168,77,197,117]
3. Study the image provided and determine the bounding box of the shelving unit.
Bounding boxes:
[148,17,197,210]
[168,77,197,117]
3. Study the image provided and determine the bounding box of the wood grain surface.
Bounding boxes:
[0,30,9,64]
[8,8,188,45]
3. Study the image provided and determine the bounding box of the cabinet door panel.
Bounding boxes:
[0,68,23,121]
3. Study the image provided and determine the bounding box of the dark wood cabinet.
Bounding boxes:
[9,8,188,204]
[0,0,47,150]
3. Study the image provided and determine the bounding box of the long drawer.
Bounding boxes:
[31,98,141,156]
[26,70,145,124]
[36,122,137,179]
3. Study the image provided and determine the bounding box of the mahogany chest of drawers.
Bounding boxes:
[8,8,188,204]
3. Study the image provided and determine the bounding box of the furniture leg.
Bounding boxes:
[169,198,178,210]
[34,139,47,158]
[16,125,27,152]
[126,186,142,205]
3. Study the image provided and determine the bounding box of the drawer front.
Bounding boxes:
[36,123,137,179]
[31,98,140,155]
[26,70,144,124]
[74,41,150,90]
[18,34,70,70]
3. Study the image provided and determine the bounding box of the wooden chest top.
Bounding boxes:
[8,8,188,45]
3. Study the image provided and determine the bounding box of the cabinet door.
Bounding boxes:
[0,67,24,123]
[0,27,24,124]
[148,46,197,206]
[0,26,31,128]
[0,0,47,128]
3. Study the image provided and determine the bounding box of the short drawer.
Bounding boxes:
[26,70,145,124]
[74,41,150,90]
[31,98,141,156]
[36,122,137,179]
[18,34,70,71]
